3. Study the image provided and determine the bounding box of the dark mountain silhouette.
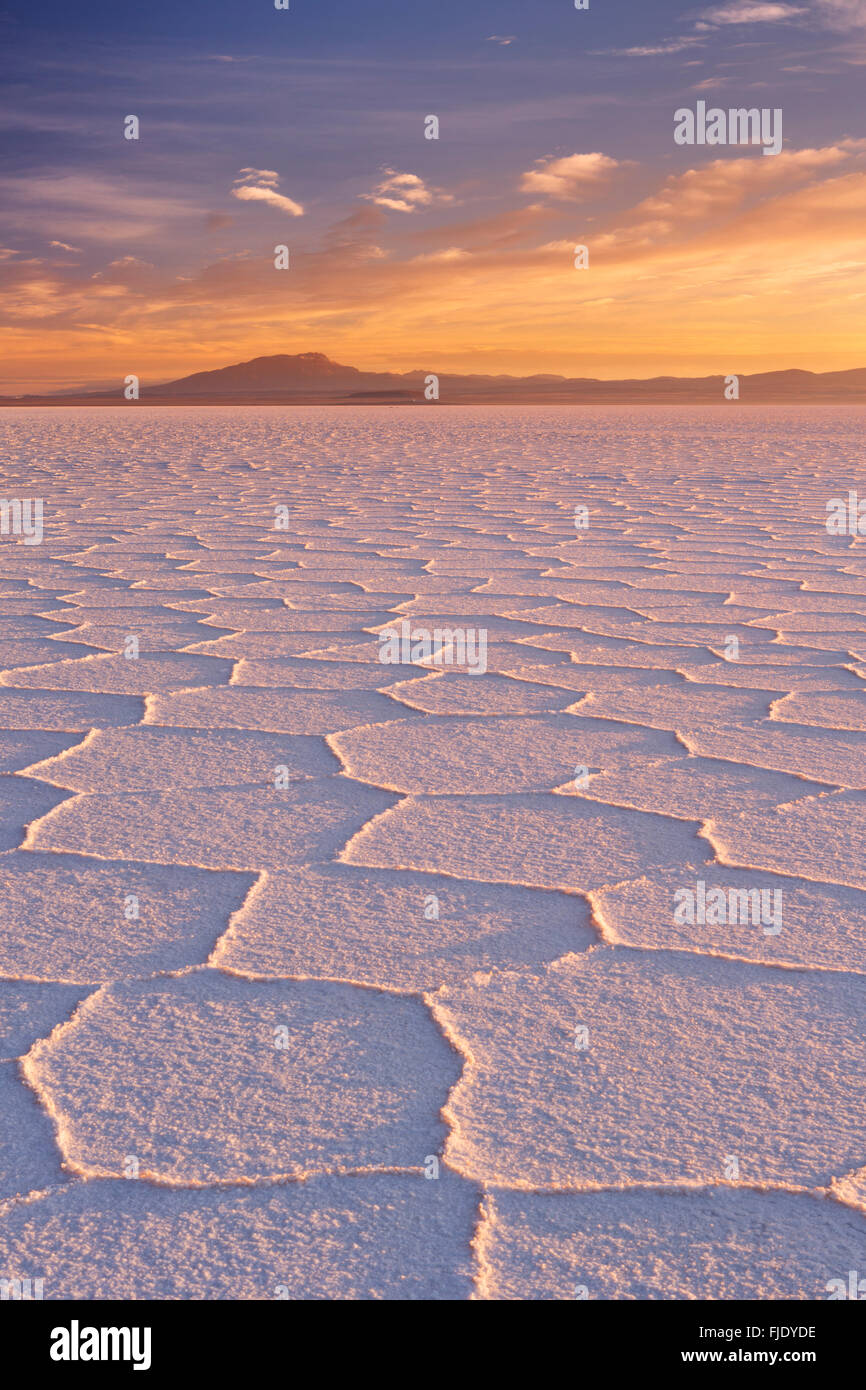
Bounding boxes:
[157,352,398,395]
[4,353,866,404]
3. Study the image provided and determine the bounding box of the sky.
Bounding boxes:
[1,0,865,391]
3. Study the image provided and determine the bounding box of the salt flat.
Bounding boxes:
[0,403,865,1300]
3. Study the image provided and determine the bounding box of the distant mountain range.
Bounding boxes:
[5,352,866,404]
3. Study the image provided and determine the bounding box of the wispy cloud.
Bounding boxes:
[696,3,807,24]
[0,174,193,242]
[412,247,471,263]
[520,152,620,197]
[237,168,280,185]
[49,240,82,253]
[231,169,304,216]
[591,37,703,57]
[624,143,864,231]
[363,170,453,213]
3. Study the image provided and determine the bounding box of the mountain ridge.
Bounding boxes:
[5,352,866,404]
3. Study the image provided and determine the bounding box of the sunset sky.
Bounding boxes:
[2,0,865,391]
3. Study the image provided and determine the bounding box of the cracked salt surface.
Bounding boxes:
[0,404,865,1299]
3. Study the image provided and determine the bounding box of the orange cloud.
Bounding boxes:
[363,170,453,213]
[519,152,620,197]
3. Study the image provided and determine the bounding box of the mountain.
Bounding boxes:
[154,352,406,396]
[4,353,866,404]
